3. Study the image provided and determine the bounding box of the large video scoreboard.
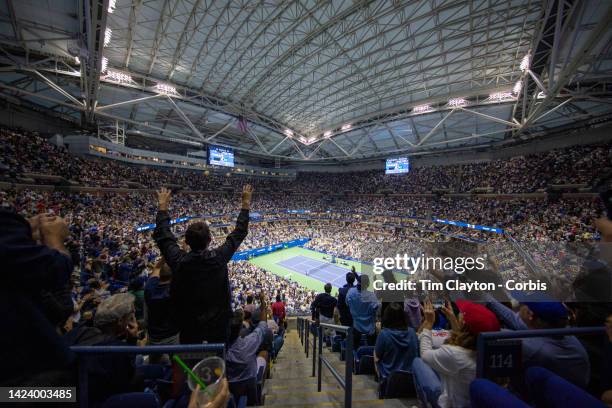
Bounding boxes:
[385,157,410,174]
[208,145,234,167]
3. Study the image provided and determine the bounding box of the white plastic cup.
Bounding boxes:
[186,356,226,404]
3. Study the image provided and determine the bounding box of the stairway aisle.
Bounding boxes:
[260,326,413,407]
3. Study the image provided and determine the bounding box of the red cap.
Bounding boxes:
[455,300,500,335]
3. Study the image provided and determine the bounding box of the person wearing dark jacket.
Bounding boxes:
[153,185,252,344]
[65,293,144,406]
[311,283,337,321]
[0,210,74,385]
[337,269,357,335]
[312,283,338,337]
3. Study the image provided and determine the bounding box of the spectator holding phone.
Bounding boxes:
[413,299,500,408]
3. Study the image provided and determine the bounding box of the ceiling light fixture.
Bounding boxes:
[105,69,133,84]
[100,57,108,73]
[413,104,432,113]
[108,0,117,13]
[520,53,530,72]
[448,98,467,107]
[488,91,513,101]
[341,124,351,131]
[154,83,178,95]
[104,28,112,47]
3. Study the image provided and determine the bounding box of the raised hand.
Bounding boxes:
[28,214,43,242]
[241,184,253,209]
[422,299,436,330]
[157,187,172,211]
[596,217,612,242]
[39,215,70,244]
[440,300,461,332]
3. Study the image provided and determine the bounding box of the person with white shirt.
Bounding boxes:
[413,299,500,408]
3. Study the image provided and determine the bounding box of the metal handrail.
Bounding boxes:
[305,319,310,357]
[71,343,225,408]
[298,317,304,344]
[317,322,353,408]
[476,326,605,378]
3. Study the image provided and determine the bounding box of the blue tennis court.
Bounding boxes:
[276,255,350,287]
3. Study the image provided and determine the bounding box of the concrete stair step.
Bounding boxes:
[265,377,379,394]
[263,389,379,405]
[261,324,411,408]
[260,398,414,407]
[265,375,379,388]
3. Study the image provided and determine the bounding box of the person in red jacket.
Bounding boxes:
[271,294,286,330]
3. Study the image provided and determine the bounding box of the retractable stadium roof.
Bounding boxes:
[0,0,610,162]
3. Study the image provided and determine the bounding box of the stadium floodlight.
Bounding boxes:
[537,91,546,99]
[448,98,467,107]
[323,130,332,138]
[513,80,522,94]
[154,83,178,95]
[413,104,432,113]
[105,69,133,84]
[488,91,513,101]
[108,0,117,13]
[74,56,80,65]
[285,129,293,137]
[341,124,352,131]
[104,28,112,47]
[100,57,108,73]
[520,53,530,72]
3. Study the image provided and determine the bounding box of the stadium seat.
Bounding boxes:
[379,370,415,399]
[353,346,375,375]
[525,367,607,408]
[332,335,342,352]
[256,364,265,405]
[102,392,160,408]
[137,363,169,381]
[229,377,258,407]
[470,379,529,408]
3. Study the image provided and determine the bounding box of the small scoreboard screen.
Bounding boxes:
[385,157,410,174]
[208,145,234,167]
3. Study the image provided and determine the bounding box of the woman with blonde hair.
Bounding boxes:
[413,299,500,408]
